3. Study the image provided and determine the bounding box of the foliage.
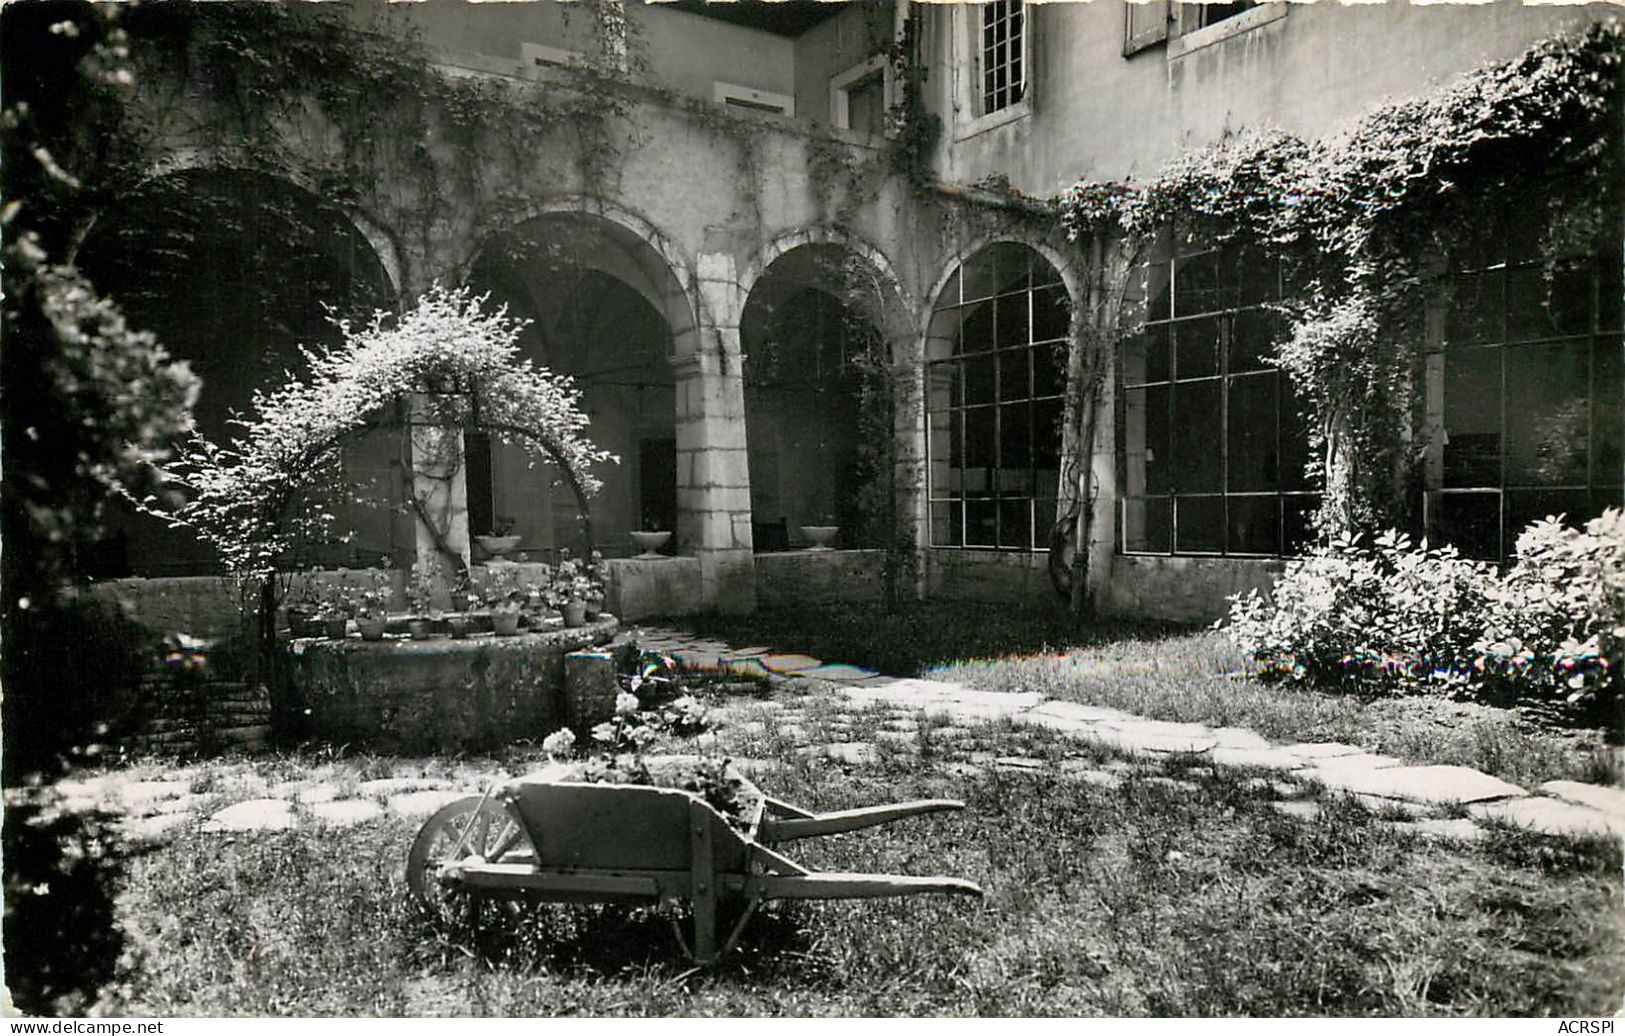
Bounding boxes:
[1058,23,1624,540]
[1224,530,1495,692]
[1224,509,1624,711]
[3,796,124,1016]
[1477,511,1624,705]
[149,286,611,590]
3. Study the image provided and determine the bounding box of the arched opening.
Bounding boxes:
[740,244,890,552]
[924,242,1069,551]
[74,168,397,576]
[465,212,691,559]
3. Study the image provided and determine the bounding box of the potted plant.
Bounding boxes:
[630,512,671,558]
[285,575,322,637]
[475,515,522,559]
[553,552,590,628]
[315,583,352,639]
[406,564,441,640]
[484,565,525,636]
[355,585,391,641]
[447,586,480,639]
[583,551,607,619]
[800,514,839,551]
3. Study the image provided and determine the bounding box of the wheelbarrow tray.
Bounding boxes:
[408,765,981,962]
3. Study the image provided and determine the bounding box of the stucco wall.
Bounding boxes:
[1100,555,1285,625]
[925,548,1054,604]
[932,0,1619,196]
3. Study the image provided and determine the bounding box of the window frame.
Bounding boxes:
[925,244,1071,553]
[953,1,1032,140]
[1116,233,1319,559]
[1425,232,1623,561]
[829,55,892,134]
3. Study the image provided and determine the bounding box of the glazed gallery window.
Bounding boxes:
[926,243,1069,550]
[1434,228,1623,560]
[980,0,1026,114]
[1117,236,1318,556]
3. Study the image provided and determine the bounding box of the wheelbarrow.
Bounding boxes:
[405,759,982,963]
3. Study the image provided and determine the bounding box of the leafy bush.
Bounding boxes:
[1224,510,1623,710]
[1476,511,1624,705]
[1225,530,1493,691]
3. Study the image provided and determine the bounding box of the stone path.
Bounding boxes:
[39,624,1624,846]
[630,625,1625,843]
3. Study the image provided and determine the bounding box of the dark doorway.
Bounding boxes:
[639,438,677,535]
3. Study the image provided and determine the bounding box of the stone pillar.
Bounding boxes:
[675,252,757,613]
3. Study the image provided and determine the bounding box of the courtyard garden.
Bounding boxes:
[18,593,1622,1017]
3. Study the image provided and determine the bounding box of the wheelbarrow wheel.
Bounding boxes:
[405,794,531,912]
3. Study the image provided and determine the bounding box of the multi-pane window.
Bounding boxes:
[1118,235,1318,556]
[1434,227,1623,559]
[980,0,1025,114]
[927,243,1069,550]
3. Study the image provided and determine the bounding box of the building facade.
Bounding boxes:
[56,0,1623,626]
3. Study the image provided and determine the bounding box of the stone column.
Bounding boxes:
[675,252,757,613]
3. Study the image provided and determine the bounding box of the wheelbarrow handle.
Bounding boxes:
[757,799,966,843]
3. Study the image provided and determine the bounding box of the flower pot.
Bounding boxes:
[561,599,588,628]
[322,617,349,639]
[629,530,671,558]
[475,534,522,558]
[357,616,388,641]
[286,607,320,638]
[407,618,437,640]
[492,610,521,636]
[583,592,605,620]
[447,615,472,640]
[800,525,839,550]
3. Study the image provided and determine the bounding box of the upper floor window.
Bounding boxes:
[1118,233,1318,556]
[981,0,1026,114]
[1125,1,1271,57]
[927,243,1070,550]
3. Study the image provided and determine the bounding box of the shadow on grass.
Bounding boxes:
[414,893,820,978]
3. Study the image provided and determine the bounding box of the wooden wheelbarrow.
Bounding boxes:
[405,762,982,963]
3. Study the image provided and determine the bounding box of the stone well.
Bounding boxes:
[279,616,618,753]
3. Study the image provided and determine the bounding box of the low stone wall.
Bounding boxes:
[925,549,1055,604]
[280,617,618,753]
[87,576,244,639]
[755,549,885,609]
[604,556,702,621]
[1100,555,1285,624]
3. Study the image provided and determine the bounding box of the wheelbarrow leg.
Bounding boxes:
[689,799,718,964]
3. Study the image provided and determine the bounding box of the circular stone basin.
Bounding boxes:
[282,617,619,754]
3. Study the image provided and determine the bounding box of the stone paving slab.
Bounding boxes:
[1015,701,1126,733]
[1312,764,1526,805]
[1308,753,1406,776]
[202,799,295,832]
[1270,800,1322,820]
[1092,724,1217,755]
[760,653,824,674]
[118,780,191,809]
[802,664,878,682]
[1281,742,1364,760]
[1209,747,1306,771]
[1469,797,1625,838]
[358,777,451,797]
[122,813,193,842]
[1538,780,1625,819]
[1211,727,1273,750]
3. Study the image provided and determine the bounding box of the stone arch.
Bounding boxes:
[736,229,915,553]
[457,195,704,362]
[460,202,703,558]
[72,165,404,576]
[917,238,1079,554]
[71,156,407,302]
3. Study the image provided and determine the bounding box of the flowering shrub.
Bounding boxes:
[1476,511,1624,704]
[1224,510,1623,708]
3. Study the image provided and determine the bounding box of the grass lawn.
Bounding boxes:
[673,602,1622,790]
[91,707,1624,1016]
